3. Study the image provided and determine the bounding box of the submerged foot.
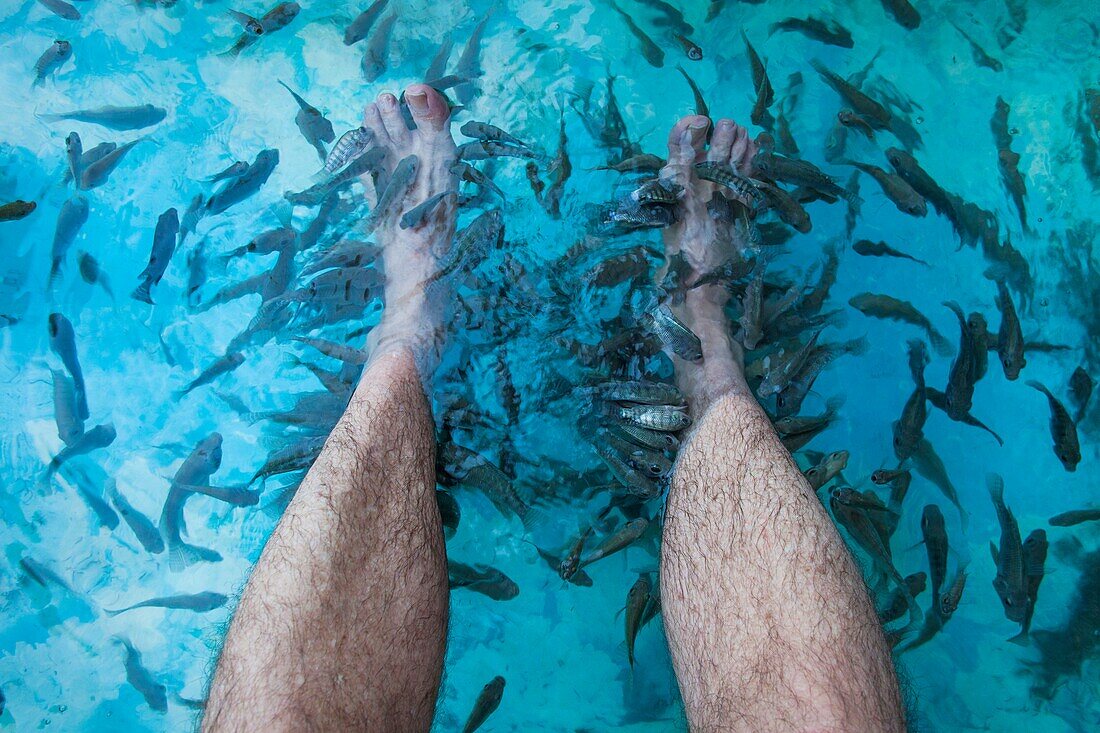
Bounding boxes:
[360,84,458,370]
[660,115,758,409]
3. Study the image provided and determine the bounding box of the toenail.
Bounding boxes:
[407,91,429,115]
[379,93,397,108]
[717,119,733,131]
[689,119,708,130]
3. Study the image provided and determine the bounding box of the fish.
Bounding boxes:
[600,429,672,479]
[991,279,1026,379]
[741,31,774,112]
[592,437,661,498]
[625,574,652,667]
[178,353,245,396]
[880,0,920,29]
[594,154,665,173]
[362,154,419,235]
[753,179,811,232]
[739,259,766,349]
[47,423,116,478]
[1009,529,1048,644]
[448,561,519,601]
[992,97,1029,232]
[64,131,82,185]
[48,313,88,420]
[42,104,167,131]
[361,12,397,82]
[0,200,37,221]
[119,639,167,713]
[852,239,928,266]
[400,191,457,230]
[132,208,179,304]
[925,387,1004,445]
[279,81,335,162]
[322,127,374,176]
[1049,508,1100,527]
[80,137,147,190]
[941,301,978,420]
[224,2,300,56]
[879,572,927,624]
[77,251,114,299]
[580,518,649,568]
[775,337,867,419]
[1068,366,1093,423]
[206,149,279,215]
[38,0,81,20]
[105,591,228,616]
[206,161,249,183]
[769,17,854,48]
[34,40,72,85]
[222,227,296,261]
[454,11,492,105]
[804,450,849,490]
[428,208,503,284]
[51,369,84,445]
[751,152,854,203]
[848,293,953,357]
[610,2,664,67]
[106,483,165,553]
[49,195,89,284]
[460,121,528,149]
[344,0,389,45]
[585,380,685,406]
[695,162,766,210]
[939,566,968,619]
[988,473,1029,624]
[642,303,702,361]
[462,676,505,733]
[951,22,1003,72]
[911,439,968,530]
[837,109,874,140]
[885,148,952,215]
[774,395,843,452]
[674,33,703,60]
[847,162,927,216]
[810,60,891,129]
[452,161,506,200]
[160,433,225,570]
[920,504,949,611]
[617,403,691,432]
[676,65,708,118]
[1027,380,1081,472]
[288,147,386,206]
[227,9,264,35]
[458,139,540,162]
[893,340,929,462]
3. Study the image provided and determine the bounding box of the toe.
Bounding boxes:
[707,119,736,163]
[729,124,749,170]
[378,92,412,145]
[739,134,759,175]
[363,102,390,146]
[665,115,710,168]
[405,83,452,134]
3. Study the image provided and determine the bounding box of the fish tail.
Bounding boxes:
[927,328,953,357]
[520,505,549,534]
[168,540,222,572]
[131,280,154,304]
[1025,379,1051,399]
[1007,629,1030,646]
[103,608,126,617]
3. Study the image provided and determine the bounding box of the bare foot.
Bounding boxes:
[660,115,758,411]
[359,84,458,373]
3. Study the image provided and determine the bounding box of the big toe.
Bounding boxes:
[405,83,452,135]
[665,115,710,168]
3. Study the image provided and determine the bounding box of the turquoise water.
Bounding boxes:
[2,0,1099,730]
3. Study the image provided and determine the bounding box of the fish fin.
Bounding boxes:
[130,281,154,304]
[986,472,1005,503]
[1007,629,1030,646]
[989,541,999,563]
[520,505,550,535]
[103,608,125,617]
[168,541,222,572]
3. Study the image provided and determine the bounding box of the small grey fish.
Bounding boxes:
[893,339,929,461]
[119,639,167,713]
[460,120,528,148]
[618,404,691,432]
[580,518,650,567]
[770,17,854,48]
[51,368,83,445]
[65,132,82,186]
[132,208,180,304]
[921,504,949,610]
[809,60,889,127]
[77,251,114,298]
[227,9,264,35]
[848,162,927,217]
[626,574,652,668]
[610,2,664,67]
[425,36,453,82]
[38,0,81,20]
[462,676,505,733]
[881,0,920,29]
[178,193,205,247]
[993,279,1025,380]
[80,138,146,190]
[988,473,1028,623]
[1027,380,1081,472]
[1069,366,1093,423]
[643,303,702,361]
[106,483,165,553]
[451,161,505,200]
[586,379,685,406]
[361,12,397,82]
[63,142,116,185]
[852,239,928,265]
[848,293,952,357]
[105,591,228,616]
[448,561,519,600]
[279,80,335,162]
[49,195,89,284]
[222,227,296,260]
[345,0,389,45]
[206,149,279,215]
[951,22,1003,72]
[223,2,300,56]
[48,313,88,420]
[454,11,492,104]
[34,40,72,85]
[1,200,37,221]
[47,423,116,477]
[428,208,504,284]
[178,352,245,396]
[1049,508,1100,527]
[161,433,225,570]
[43,104,167,131]
[362,154,418,234]
[676,64,709,118]
[1008,529,1047,644]
[186,238,208,304]
[458,140,540,161]
[206,160,249,183]
[400,191,456,229]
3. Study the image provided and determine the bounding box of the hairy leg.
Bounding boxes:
[204,85,459,732]
[658,117,905,732]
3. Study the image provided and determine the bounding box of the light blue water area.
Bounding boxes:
[1,0,1099,730]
